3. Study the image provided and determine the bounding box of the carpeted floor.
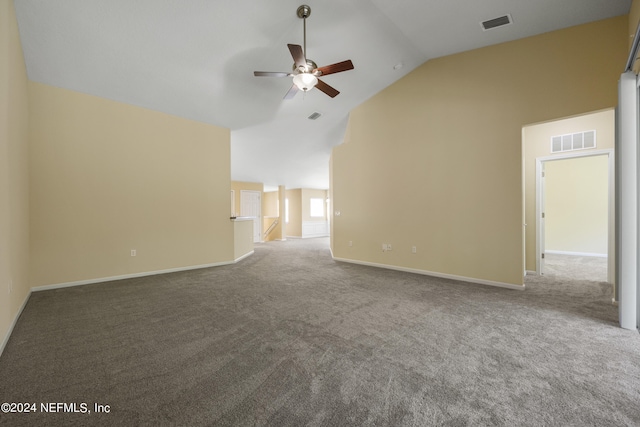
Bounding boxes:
[0,238,638,426]
[543,252,608,282]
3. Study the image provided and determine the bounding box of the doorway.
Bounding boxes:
[535,150,614,283]
[240,190,262,243]
[523,109,616,287]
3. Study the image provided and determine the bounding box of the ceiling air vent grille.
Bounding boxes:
[551,130,596,153]
[481,14,513,31]
[308,112,322,120]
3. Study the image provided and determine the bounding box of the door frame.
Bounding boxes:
[535,148,615,283]
[240,190,262,243]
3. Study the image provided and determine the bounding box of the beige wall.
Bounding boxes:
[545,156,609,255]
[285,188,328,238]
[233,219,254,260]
[285,189,302,237]
[1,0,30,350]
[263,191,278,217]
[523,109,614,269]
[301,189,328,222]
[331,17,627,286]
[262,191,280,241]
[29,82,234,287]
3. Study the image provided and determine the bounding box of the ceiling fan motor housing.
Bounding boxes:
[293,59,318,74]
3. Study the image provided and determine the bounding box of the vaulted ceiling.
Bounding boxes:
[14,0,631,190]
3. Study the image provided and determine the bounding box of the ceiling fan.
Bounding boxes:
[254,5,354,99]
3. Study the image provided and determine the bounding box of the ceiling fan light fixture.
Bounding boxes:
[293,73,318,91]
[253,5,353,99]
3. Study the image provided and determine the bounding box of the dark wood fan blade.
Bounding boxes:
[283,84,299,100]
[315,79,339,98]
[254,71,291,77]
[288,44,306,68]
[315,60,354,76]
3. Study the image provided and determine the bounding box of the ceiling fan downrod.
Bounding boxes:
[297,5,311,59]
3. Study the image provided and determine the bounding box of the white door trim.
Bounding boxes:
[617,71,638,330]
[535,148,615,284]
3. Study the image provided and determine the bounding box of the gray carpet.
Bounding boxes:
[543,252,608,282]
[0,238,639,426]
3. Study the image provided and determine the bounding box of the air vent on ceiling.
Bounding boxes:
[481,14,513,31]
[308,112,322,120]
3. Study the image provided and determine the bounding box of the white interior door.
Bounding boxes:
[240,190,262,243]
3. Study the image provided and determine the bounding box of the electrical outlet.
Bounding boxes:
[348,241,353,247]
[131,249,137,257]
[8,279,12,294]
[412,246,417,254]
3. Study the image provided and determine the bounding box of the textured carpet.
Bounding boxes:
[0,238,639,426]
[543,252,608,282]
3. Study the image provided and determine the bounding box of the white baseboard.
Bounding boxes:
[525,270,537,276]
[31,259,239,293]
[545,250,607,258]
[234,250,254,263]
[1,289,32,358]
[332,256,525,291]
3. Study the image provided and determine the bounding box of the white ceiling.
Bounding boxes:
[14,0,631,190]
